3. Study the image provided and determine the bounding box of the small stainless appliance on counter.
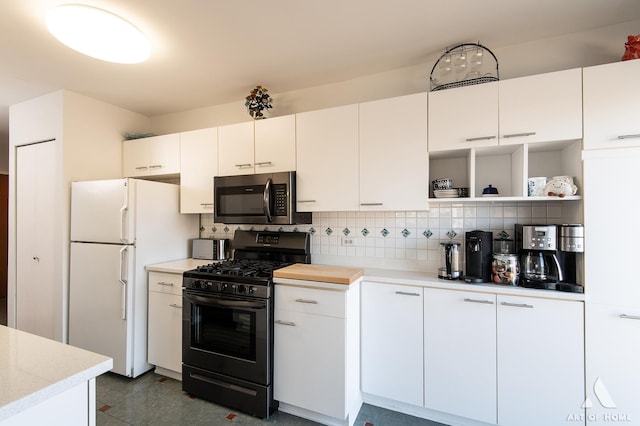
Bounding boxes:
[439,242,462,280]
[192,238,229,260]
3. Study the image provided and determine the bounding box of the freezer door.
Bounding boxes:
[70,178,135,244]
[69,242,135,376]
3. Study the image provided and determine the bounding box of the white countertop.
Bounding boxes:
[0,325,112,421]
[145,258,206,274]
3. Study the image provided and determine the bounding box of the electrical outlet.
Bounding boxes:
[341,237,356,246]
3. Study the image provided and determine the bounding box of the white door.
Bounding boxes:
[16,141,56,339]
[70,178,134,244]
[69,242,134,376]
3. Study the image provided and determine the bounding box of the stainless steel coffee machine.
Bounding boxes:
[514,224,583,293]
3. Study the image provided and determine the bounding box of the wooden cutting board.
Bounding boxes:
[273,264,363,285]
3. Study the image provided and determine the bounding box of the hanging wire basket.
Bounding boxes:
[429,42,499,91]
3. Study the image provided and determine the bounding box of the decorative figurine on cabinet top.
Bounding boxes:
[245,85,273,119]
[622,34,640,61]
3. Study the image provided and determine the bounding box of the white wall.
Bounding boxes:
[150,19,640,134]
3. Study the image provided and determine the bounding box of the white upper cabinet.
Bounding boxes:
[218,121,255,176]
[359,93,428,210]
[123,134,180,177]
[296,104,360,212]
[254,114,296,172]
[428,81,499,152]
[583,59,640,150]
[499,68,583,145]
[180,127,217,214]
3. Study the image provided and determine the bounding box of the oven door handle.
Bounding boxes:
[263,177,273,223]
[184,293,267,310]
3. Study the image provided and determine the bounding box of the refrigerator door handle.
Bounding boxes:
[120,181,129,243]
[119,246,128,320]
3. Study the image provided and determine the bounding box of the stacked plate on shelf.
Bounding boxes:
[433,189,459,198]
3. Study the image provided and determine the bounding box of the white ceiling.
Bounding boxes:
[2,0,640,141]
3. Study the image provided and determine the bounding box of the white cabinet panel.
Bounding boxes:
[254,114,296,172]
[584,59,640,150]
[359,93,428,210]
[180,127,218,214]
[296,104,359,211]
[361,282,423,406]
[585,303,640,425]
[147,292,182,374]
[499,68,583,145]
[497,295,584,426]
[424,288,497,424]
[218,121,255,176]
[123,134,180,177]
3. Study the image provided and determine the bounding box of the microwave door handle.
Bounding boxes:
[263,177,273,223]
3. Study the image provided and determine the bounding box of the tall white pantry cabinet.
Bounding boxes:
[8,90,150,342]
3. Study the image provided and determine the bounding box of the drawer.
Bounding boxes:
[275,284,345,318]
[149,271,183,295]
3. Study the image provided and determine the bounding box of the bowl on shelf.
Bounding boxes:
[432,178,453,190]
[434,189,459,198]
[482,185,499,196]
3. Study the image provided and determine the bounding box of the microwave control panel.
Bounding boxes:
[273,184,288,215]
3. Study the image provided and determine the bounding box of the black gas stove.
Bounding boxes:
[182,230,310,419]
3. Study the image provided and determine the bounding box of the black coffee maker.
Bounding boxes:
[464,230,493,283]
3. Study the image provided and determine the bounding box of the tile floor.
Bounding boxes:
[96,371,445,426]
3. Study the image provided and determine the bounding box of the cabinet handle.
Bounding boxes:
[295,298,318,304]
[500,301,533,309]
[275,320,296,327]
[298,200,316,203]
[395,291,420,297]
[135,166,148,170]
[235,163,253,168]
[149,164,163,169]
[619,314,640,321]
[157,282,174,287]
[502,132,537,138]
[464,298,494,305]
[200,203,214,207]
[617,134,640,140]
[361,203,383,206]
[169,304,182,309]
[255,161,272,166]
[465,135,496,142]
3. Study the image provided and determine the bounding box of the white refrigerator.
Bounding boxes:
[69,178,198,377]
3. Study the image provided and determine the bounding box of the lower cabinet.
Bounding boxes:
[147,271,183,380]
[424,288,497,424]
[361,281,423,406]
[274,282,361,426]
[585,303,640,425]
[361,282,585,426]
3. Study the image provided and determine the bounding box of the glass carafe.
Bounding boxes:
[523,251,548,281]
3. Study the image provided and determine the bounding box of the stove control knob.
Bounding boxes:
[247,286,255,294]
[205,281,213,289]
[237,285,246,294]
[193,280,202,289]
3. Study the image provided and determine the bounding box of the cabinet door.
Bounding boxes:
[123,138,149,177]
[274,309,346,419]
[180,127,218,214]
[359,93,428,211]
[428,82,499,152]
[499,68,582,145]
[296,104,359,211]
[218,121,255,176]
[584,59,640,150]
[361,282,423,406]
[148,134,180,175]
[16,141,56,340]
[254,114,296,172]
[583,149,640,305]
[424,288,497,424]
[147,292,182,373]
[497,296,584,426]
[585,303,640,426]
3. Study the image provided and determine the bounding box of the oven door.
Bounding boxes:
[182,289,271,385]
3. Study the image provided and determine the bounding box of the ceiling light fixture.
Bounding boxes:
[46,4,150,64]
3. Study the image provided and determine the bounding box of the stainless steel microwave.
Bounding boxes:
[213,171,312,225]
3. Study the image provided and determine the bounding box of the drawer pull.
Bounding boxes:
[503,132,536,138]
[235,163,253,168]
[295,298,318,304]
[465,135,496,142]
[169,304,182,309]
[298,200,316,203]
[500,301,533,309]
[200,203,214,207]
[157,282,174,287]
[255,161,272,166]
[275,320,296,327]
[619,314,640,321]
[464,298,494,305]
[361,203,383,206]
[135,166,148,170]
[149,164,163,169]
[617,134,640,140]
[395,291,420,297]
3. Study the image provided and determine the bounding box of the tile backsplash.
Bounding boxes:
[199,201,567,273]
